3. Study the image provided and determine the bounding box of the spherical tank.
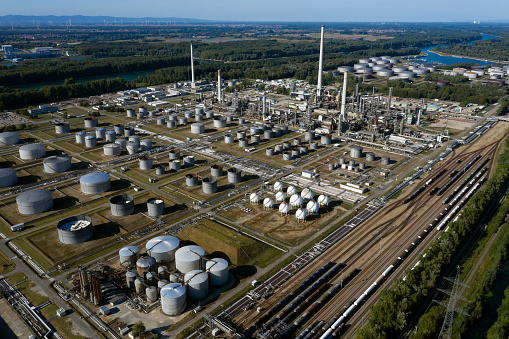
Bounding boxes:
[250,192,260,204]
[54,122,70,134]
[16,190,53,215]
[84,135,97,148]
[0,131,19,145]
[273,181,284,192]
[0,168,17,188]
[95,127,106,140]
[146,235,179,264]
[175,245,205,274]
[147,197,165,217]
[43,155,72,173]
[103,143,121,157]
[110,194,135,217]
[136,256,156,277]
[183,155,194,166]
[350,145,363,158]
[84,118,98,128]
[57,215,93,244]
[80,173,110,194]
[213,118,226,128]
[210,164,223,177]
[202,177,217,194]
[139,156,153,170]
[318,194,330,207]
[191,123,205,134]
[227,168,242,184]
[290,194,303,207]
[263,198,274,210]
[275,191,286,202]
[287,185,297,196]
[160,283,187,316]
[301,188,314,201]
[306,200,319,214]
[184,270,209,300]
[185,174,199,187]
[19,143,45,160]
[119,246,140,267]
[206,258,229,287]
[279,202,290,215]
[296,208,307,221]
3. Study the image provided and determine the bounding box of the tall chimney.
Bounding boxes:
[217,70,222,103]
[317,25,325,98]
[190,44,195,85]
[339,71,348,134]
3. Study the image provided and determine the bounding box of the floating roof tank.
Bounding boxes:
[178,117,188,126]
[57,215,93,244]
[175,245,205,274]
[381,156,391,165]
[17,189,53,215]
[155,165,165,175]
[84,135,97,148]
[157,117,166,125]
[19,143,45,160]
[237,131,246,139]
[84,117,98,128]
[0,131,19,145]
[224,134,235,144]
[239,138,249,148]
[146,235,180,264]
[110,194,135,217]
[366,152,375,161]
[251,135,260,144]
[147,197,165,217]
[119,246,140,267]
[80,173,110,194]
[0,168,17,188]
[377,69,394,77]
[160,283,187,316]
[227,168,242,184]
[124,127,134,137]
[184,270,209,300]
[43,155,72,173]
[206,258,229,287]
[210,164,223,177]
[266,148,274,156]
[337,66,354,73]
[127,109,136,118]
[54,122,70,134]
[202,177,217,194]
[185,174,199,187]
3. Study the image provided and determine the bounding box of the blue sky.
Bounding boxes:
[3,0,509,22]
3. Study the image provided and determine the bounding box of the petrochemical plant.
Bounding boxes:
[0,23,503,339]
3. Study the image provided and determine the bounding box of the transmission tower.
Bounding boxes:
[434,266,470,339]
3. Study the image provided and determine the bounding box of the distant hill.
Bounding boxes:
[0,15,209,26]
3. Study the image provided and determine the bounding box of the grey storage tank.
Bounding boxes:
[183,155,194,167]
[146,235,179,263]
[185,174,199,187]
[185,111,194,119]
[103,143,121,157]
[43,155,72,173]
[191,123,205,134]
[75,132,86,144]
[95,127,106,140]
[195,114,203,122]
[146,286,157,302]
[114,124,124,134]
[238,117,245,125]
[210,165,223,177]
[85,135,97,148]
[184,270,209,300]
[251,134,260,144]
[168,150,180,160]
[16,190,53,215]
[381,156,391,165]
[175,245,206,273]
[135,278,146,294]
[300,145,308,155]
[272,127,281,137]
[57,215,93,244]
[227,168,242,184]
[140,139,152,151]
[320,134,332,145]
[124,127,134,137]
[84,118,98,128]
[283,152,292,161]
[155,165,165,175]
[168,114,177,122]
[178,117,188,126]
[157,117,166,126]
[136,256,156,277]
[139,156,153,170]
[169,160,181,171]
[266,148,275,156]
[366,152,375,161]
[195,107,204,116]
[0,131,19,145]
[147,198,165,217]
[264,130,273,140]
[213,117,226,129]
[55,122,70,134]
[126,109,136,118]
[80,172,110,194]
[110,194,135,217]
[359,162,366,170]
[0,168,17,188]
[275,144,283,153]
[19,143,45,159]
[304,131,315,141]
[167,121,176,128]
[119,246,140,267]
[293,138,302,146]
[202,177,217,194]
[105,130,116,142]
[239,138,249,148]
[206,258,229,287]
[206,111,214,119]
[224,134,235,144]
[126,142,139,155]
[309,142,318,150]
[126,271,137,289]
[160,283,187,316]
[139,107,148,115]
[115,138,127,150]
[350,145,363,158]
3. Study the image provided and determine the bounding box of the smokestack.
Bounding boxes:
[317,25,324,98]
[217,70,222,103]
[262,95,267,117]
[190,44,195,85]
[388,87,392,112]
[338,71,348,135]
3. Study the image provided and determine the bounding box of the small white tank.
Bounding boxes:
[296,208,307,221]
[287,185,297,196]
[275,191,286,202]
[279,202,290,215]
[273,181,284,192]
[250,192,260,204]
[301,188,314,201]
[263,198,274,210]
[184,270,209,300]
[206,258,229,286]
[289,194,303,207]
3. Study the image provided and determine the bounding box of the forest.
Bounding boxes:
[434,38,509,62]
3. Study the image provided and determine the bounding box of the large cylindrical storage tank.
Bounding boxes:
[126,271,137,289]
[85,135,97,148]
[381,156,390,165]
[359,162,366,170]
[75,132,86,144]
[167,121,176,128]
[250,127,260,135]
[377,69,394,77]
[309,142,318,150]
[146,235,179,264]
[147,197,165,217]
[206,111,214,119]
[293,138,302,146]
[224,134,235,144]
[275,144,283,153]
[264,130,273,140]
[169,160,181,171]
[251,134,260,144]
[139,107,148,115]
[272,127,281,137]
[304,131,315,141]
[19,143,46,160]
[43,155,72,173]
[239,138,249,148]
[168,150,180,160]
[126,109,136,118]
[175,245,205,274]
[84,118,98,128]
[211,165,223,177]
[57,215,93,244]
[320,134,331,145]
[283,152,292,161]
[207,258,229,287]
[139,157,153,170]
[183,155,194,167]
[195,107,204,116]
[168,114,177,122]
[414,68,430,76]
[124,127,134,137]
[0,131,19,145]
[359,58,370,64]
[140,139,152,151]
[366,152,375,161]
[110,194,135,217]
[372,64,387,71]
[337,66,354,73]
[392,66,408,74]
[191,123,205,134]
[136,256,156,277]
[178,117,188,126]
[119,246,140,267]
[185,111,194,119]
[114,124,124,134]
[185,174,199,187]
[300,145,308,155]
[0,168,17,188]
[115,138,127,150]
[129,135,140,144]
[103,143,121,157]
[80,172,110,194]
[95,128,106,140]
[213,118,226,129]
[184,270,209,300]
[161,283,187,316]
[226,115,234,123]
[350,145,363,158]
[227,168,242,184]
[291,148,300,158]
[155,165,165,175]
[266,148,274,156]
[55,122,70,134]
[157,117,166,125]
[202,177,217,194]
[16,190,53,215]
[126,142,139,155]
[105,130,116,142]
[399,71,417,79]
[195,113,204,121]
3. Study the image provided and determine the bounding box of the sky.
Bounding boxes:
[3,0,509,22]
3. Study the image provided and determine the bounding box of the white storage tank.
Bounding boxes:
[175,245,205,274]
[279,202,290,215]
[0,131,19,145]
[103,143,121,157]
[84,135,97,148]
[301,188,314,201]
[184,270,209,300]
[43,155,72,173]
[206,258,229,287]
[19,143,45,160]
[290,194,303,207]
[275,191,286,202]
[146,235,180,264]
[273,181,284,192]
[16,190,53,215]
[250,192,260,204]
[119,246,140,267]
[160,283,187,316]
[80,172,111,194]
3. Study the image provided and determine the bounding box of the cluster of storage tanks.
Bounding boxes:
[162,108,218,129]
[137,150,195,175]
[327,146,391,173]
[337,56,436,80]
[248,182,330,222]
[120,235,229,316]
[223,124,289,148]
[184,164,243,194]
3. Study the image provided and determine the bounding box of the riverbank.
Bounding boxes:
[428,48,506,65]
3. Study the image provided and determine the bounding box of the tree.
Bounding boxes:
[62,112,68,119]
[132,321,146,338]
